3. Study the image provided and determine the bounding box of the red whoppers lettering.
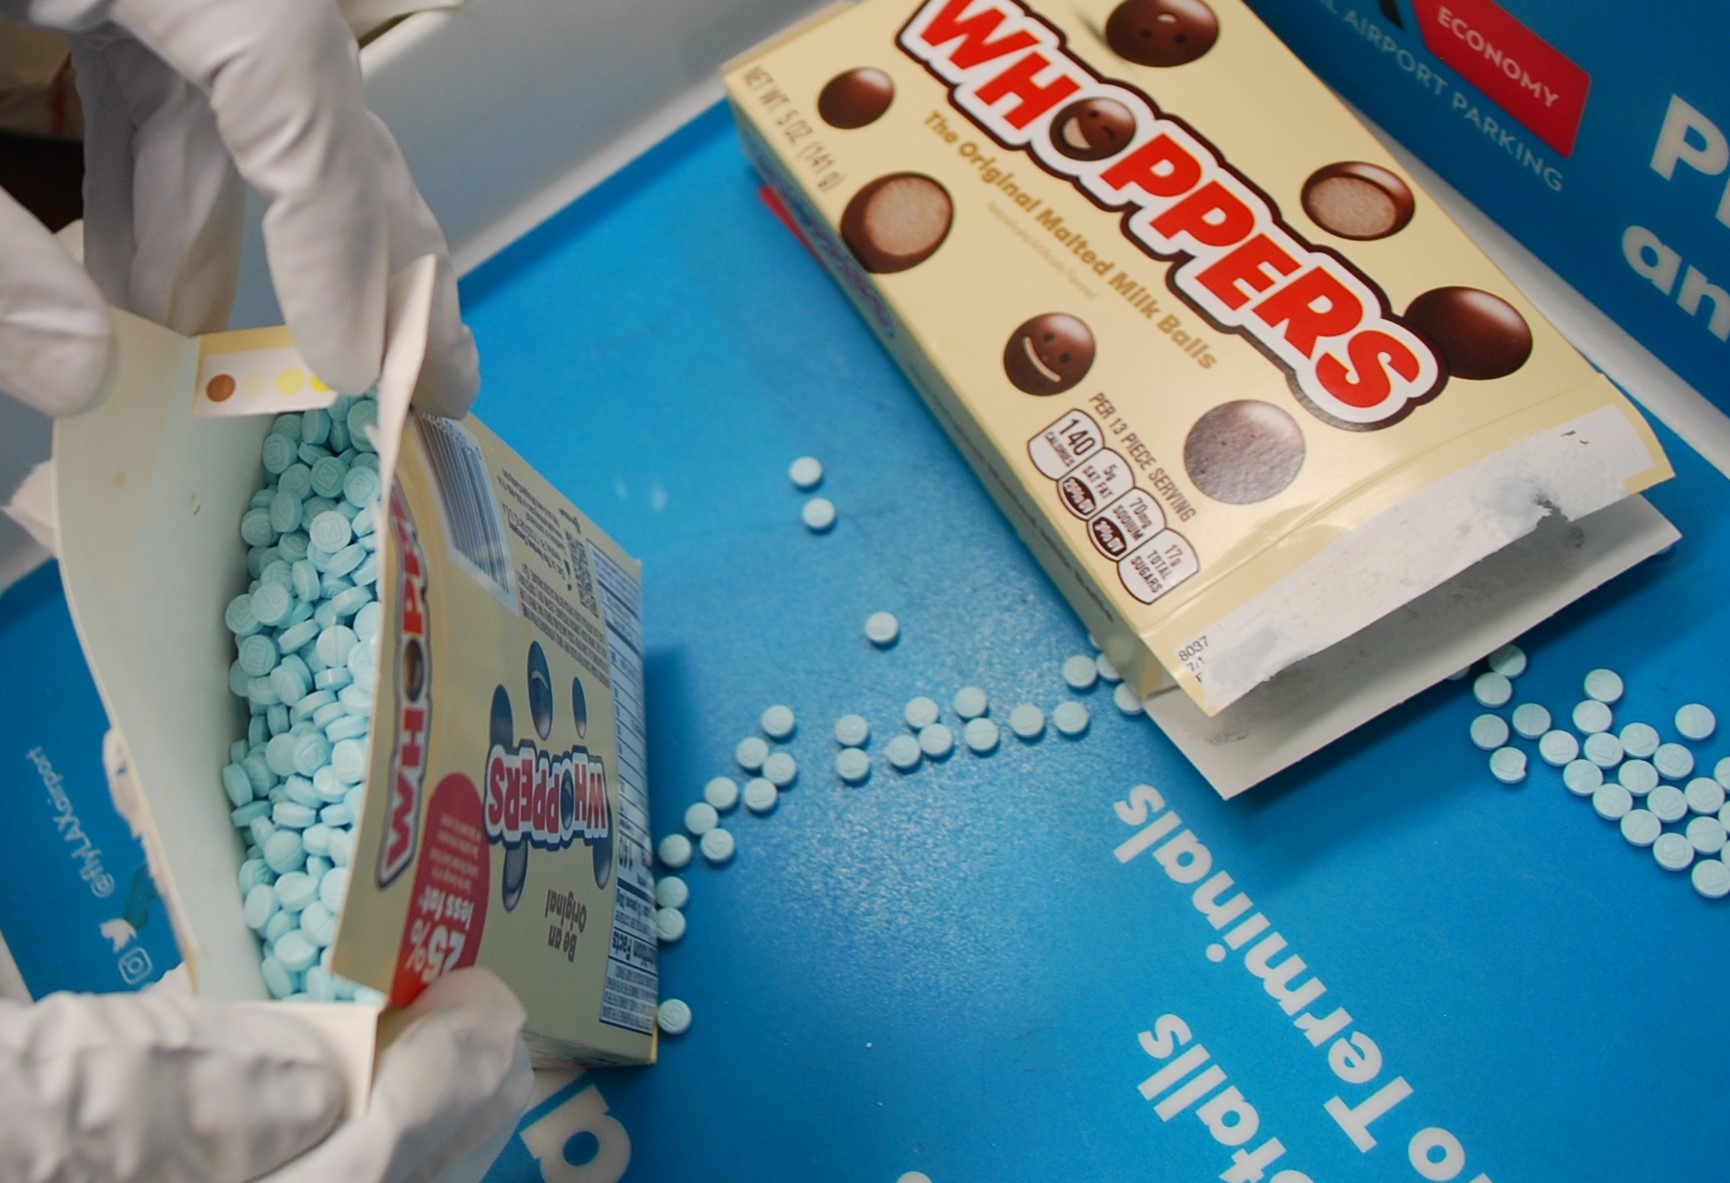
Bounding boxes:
[897,0,1444,427]
[378,484,430,887]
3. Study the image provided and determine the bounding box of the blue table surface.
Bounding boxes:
[8,102,1730,1183]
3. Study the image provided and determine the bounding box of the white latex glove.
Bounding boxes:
[0,967,531,1183]
[0,0,478,418]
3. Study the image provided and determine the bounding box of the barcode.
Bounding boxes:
[413,413,517,606]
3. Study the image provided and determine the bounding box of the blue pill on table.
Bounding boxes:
[836,748,872,784]
[1675,703,1716,742]
[1489,747,1527,785]
[1572,699,1613,735]
[1686,816,1727,855]
[1472,671,1512,708]
[1619,809,1661,848]
[1648,784,1689,824]
[1685,776,1726,815]
[1654,742,1694,781]
[1469,714,1509,751]
[1618,721,1660,759]
[1537,730,1579,767]
[1653,832,1695,872]
[1583,668,1624,704]
[1582,731,1623,768]
[1591,782,1632,819]
[1509,703,1550,740]
[1617,759,1659,796]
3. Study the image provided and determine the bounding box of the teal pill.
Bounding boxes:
[269,490,303,534]
[833,714,870,747]
[230,800,271,826]
[1510,703,1550,740]
[265,733,299,778]
[273,801,317,830]
[1687,817,1726,855]
[277,531,310,562]
[315,667,352,691]
[343,465,380,508]
[238,634,278,677]
[279,617,320,655]
[237,857,269,893]
[1063,655,1099,691]
[1009,704,1046,740]
[904,696,941,730]
[269,414,302,442]
[331,738,368,783]
[1653,832,1695,872]
[1618,760,1659,796]
[300,902,336,947]
[760,704,796,740]
[261,957,293,1000]
[1487,644,1527,678]
[326,828,353,866]
[886,734,922,771]
[836,748,871,784]
[353,603,382,642]
[1583,668,1624,703]
[315,625,357,668]
[225,594,261,637]
[964,717,1000,754]
[274,871,317,912]
[347,399,378,449]
[261,434,296,474]
[351,555,379,586]
[1469,714,1509,751]
[283,777,322,809]
[1649,784,1689,823]
[313,702,347,729]
[1053,701,1090,737]
[1654,742,1694,781]
[290,561,321,601]
[324,715,367,742]
[1472,671,1512,708]
[274,930,318,972]
[302,408,331,446]
[763,752,798,787]
[263,910,295,943]
[1572,699,1613,734]
[1489,747,1527,785]
[918,724,954,759]
[952,686,989,720]
[311,456,348,498]
[319,866,348,911]
[222,763,254,808]
[1582,732,1622,768]
[1686,777,1726,815]
[735,736,769,772]
[1675,703,1716,742]
[1620,809,1661,847]
[302,823,333,857]
[250,583,292,626]
[1591,782,1631,819]
[1691,858,1730,899]
[265,705,290,737]
[269,662,309,706]
[327,544,366,578]
[240,508,276,547]
[1538,730,1579,767]
[703,777,739,812]
[1618,722,1660,759]
[263,830,305,874]
[309,510,352,552]
[330,586,371,618]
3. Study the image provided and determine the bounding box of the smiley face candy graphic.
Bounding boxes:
[1004,314,1096,395]
[1104,0,1220,68]
[1050,97,1137,162]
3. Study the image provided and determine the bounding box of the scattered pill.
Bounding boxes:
[1509,703,1550,740]
[736,736,770,772]
[700,828,736,864]
[1469,714,1510,751]
[654,908,687,943]
[1617,722,1660,759]
[1653,832,1695,872]
[802,497,837,532]
[864,612,900,647]
[684,802,719,836]
[657,834,693,869]
[1719,757,1730,790]
[1572,699,1613,734]
[1583,668,1624,704]
[1062,655,1099,691]
[1654,742,1695,781]
[1009,704,1046,740]
[1114,683,1144,716]
[762,752,798,788]
[1472,672,1512,708]
[1562,759,1603,796]
[743,778,778,813]
[789,456,823,489]
[1582,732,1623,768]
[1687,816,1727,855]
[1486,643,1527,678]
[836,748,872,784]
[1052,701,1090,737]
[657,999,693,1035]
[963,717,1000,754]
[1675,704,1716,741]
[904,696,941,730]
[1691,858,1730,899]
[1620,809,1661,848]
[1591,782,1631,819]
[1489,747,1527,785]
[952,686,988,719]
[654,877,690,909]
[1538,730,1580,767]
[918,723,954,759]
[885,734,922,771]
[1686,777,1726,815]
[704,776,740,812]
[834,714,871,747]
[1617,760,1658,797]
[1095,653,1122,684]
[1649,784,1689,824]
[761,705,797,740]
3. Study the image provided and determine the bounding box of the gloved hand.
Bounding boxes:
[0,967,532,1183]
[0,0,477,418]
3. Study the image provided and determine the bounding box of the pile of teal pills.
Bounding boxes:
[220,395,387,1002]
[1462,645,1730,901]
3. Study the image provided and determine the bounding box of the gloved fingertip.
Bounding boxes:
[407,966,526,1030]
[7,315,118,418]
[413,329,480,420]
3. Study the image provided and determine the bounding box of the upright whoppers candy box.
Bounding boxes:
[51,259,657,1069]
